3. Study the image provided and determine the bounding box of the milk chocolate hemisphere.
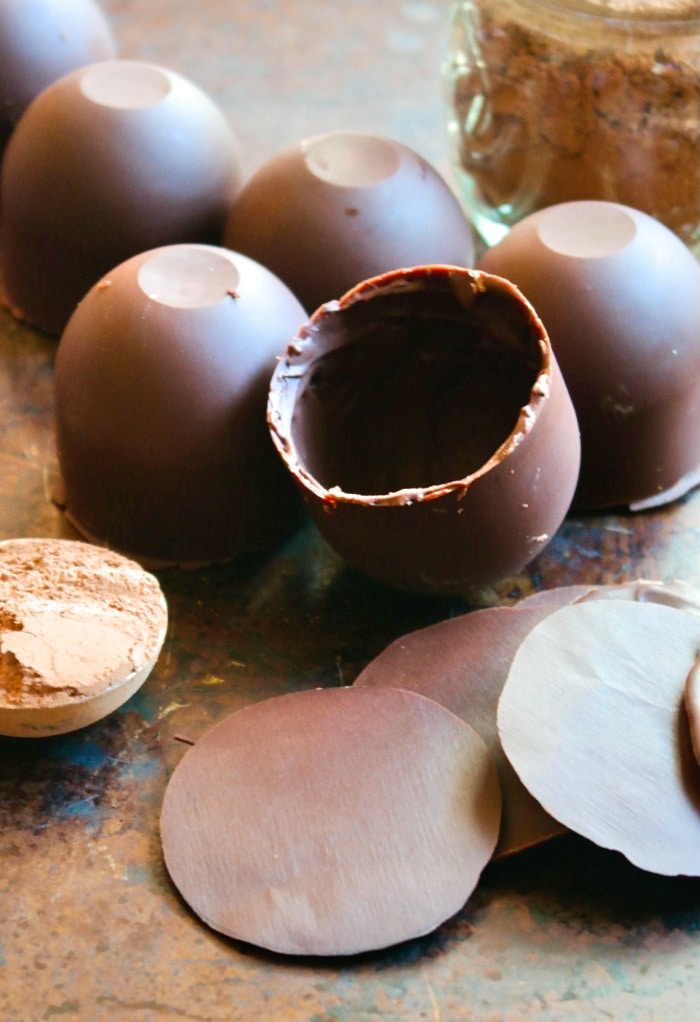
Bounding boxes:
[0,0,116,152]
[224,131,475,313]
[54,244,306,568]
[1,60,243,335]
[268,265,581,596]
[479,201,700,509]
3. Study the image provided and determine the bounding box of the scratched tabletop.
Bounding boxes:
[3,3,700,1020]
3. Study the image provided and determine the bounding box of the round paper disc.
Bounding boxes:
[498,599,700,876]
[684,661,700,767]
[354,606,565,857]
[160,685,501,956]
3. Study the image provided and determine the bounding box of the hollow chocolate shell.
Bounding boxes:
[0,0,116,153]
[224,131,475,313]
[54,244,306,568]
[1,59,243,335]
[478,201,700,510]
[267,265,581,596]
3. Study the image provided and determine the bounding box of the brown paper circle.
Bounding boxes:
[160,685,501,956]
[354,606,565,858]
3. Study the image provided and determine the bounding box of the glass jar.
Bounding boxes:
[444,0,700,252]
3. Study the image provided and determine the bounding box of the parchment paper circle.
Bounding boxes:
[498,599,700,876]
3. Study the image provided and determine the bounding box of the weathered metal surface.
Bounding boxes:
[3,3,700,1019]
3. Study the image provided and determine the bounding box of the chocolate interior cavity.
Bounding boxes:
[292,280,543,497]
[269,267,580,595]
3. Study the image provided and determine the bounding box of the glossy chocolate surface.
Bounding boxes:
[268,265,581,595]
[0,0,116,151]
[54,244,306,567]
[224,131,475,313]
[478,201,700,510]
[7,2,700,1017]
[1,60,243,335]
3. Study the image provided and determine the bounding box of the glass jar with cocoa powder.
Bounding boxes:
[444,0,700,252]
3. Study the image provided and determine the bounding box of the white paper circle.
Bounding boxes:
[497,599,700,876]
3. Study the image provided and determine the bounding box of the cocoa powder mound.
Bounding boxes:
[448,0,700,249]
[0,538,167,708]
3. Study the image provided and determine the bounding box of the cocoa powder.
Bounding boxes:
[446,0,700,250]
[0,538,167,709]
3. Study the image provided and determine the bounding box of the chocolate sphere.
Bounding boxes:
[224,131,475,313]
[54,244,307,567]
[0,0,116,151]
[1,60,243,335]
[478,201,700,509]
[268,265,580,596]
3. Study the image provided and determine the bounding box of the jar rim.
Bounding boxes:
[497,0,700,25]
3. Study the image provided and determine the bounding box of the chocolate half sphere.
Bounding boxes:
[478,201,700,509]
[224,131,475,313]
[0,0,116,152]
[54,244,306,568]
[1,59,243,335]
[268,266,580,596]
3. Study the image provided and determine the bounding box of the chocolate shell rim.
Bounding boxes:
[267,264,554,508]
